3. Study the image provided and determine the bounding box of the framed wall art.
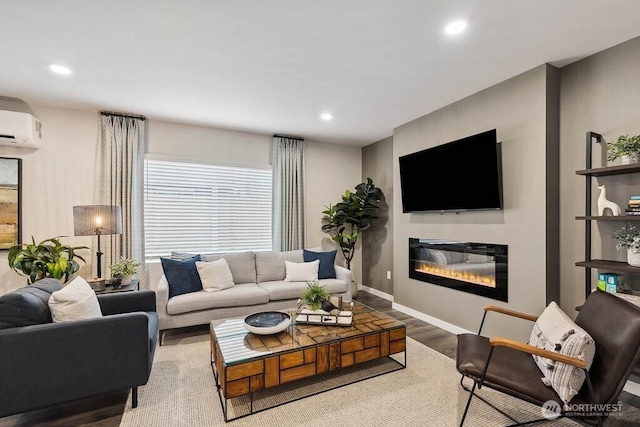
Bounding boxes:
[0,157,21,250]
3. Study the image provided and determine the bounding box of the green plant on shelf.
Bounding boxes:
[612,223,640,252]
[607,134,640,162]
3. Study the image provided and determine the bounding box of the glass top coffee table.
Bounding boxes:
[209,300,406,422]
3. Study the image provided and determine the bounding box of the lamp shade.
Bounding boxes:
[73,205,122,236]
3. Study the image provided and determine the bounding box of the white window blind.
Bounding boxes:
[144,159,272,258]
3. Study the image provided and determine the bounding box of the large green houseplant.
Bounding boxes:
[8,236,88,284]
[321,178,383,269]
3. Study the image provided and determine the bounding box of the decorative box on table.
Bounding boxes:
[294,298,354,326]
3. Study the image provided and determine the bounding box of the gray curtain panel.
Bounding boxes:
[94,113,146,287]
[272,136,305,251]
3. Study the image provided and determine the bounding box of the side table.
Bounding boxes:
[95,279,140,294]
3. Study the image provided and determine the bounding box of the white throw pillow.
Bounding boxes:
[196,258,235,292]
[48,276,103,323]
[529,301,596,406]
[284,260,319,282]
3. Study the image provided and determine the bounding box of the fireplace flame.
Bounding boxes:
[416,263,496,288]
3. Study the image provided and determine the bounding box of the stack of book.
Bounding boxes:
[626,196,640,216]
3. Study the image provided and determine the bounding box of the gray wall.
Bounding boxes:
[392,64,559,340]
[560,36,640,315]
[362,136,393,296]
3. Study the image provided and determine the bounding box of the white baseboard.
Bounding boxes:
[392,302,473,335]
[359,284,394,302]
[624,380,640,397]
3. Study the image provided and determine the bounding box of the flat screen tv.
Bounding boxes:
[399,129,502,213]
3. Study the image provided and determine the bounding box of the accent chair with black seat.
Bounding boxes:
[0,278,158,418]
[456,290,640,426]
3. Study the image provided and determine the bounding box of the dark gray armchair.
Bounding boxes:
[0,279,158,418]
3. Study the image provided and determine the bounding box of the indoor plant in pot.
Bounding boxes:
[321,178,383,270]
[607,134,640,165]
[612,223,640,267]
[7,236,87,284]
[300,280,330,311]
[109,256,140,287]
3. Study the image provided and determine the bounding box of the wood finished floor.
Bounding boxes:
[1,291,639,426]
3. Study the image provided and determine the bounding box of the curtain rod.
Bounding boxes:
[101,111,147,120]
[273,133,304,141]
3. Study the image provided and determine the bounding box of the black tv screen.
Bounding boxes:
[399,129,502,213]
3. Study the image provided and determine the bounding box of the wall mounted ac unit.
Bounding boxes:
[0,96,42,149]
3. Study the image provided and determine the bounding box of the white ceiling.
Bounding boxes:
[2,1,640,146]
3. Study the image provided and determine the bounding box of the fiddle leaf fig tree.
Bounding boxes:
[321,178,383,269]
[7,236,88,284]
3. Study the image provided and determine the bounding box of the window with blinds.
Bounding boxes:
[144,159,272,258]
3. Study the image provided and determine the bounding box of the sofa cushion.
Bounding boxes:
[467,253,490,263]
[259,279,347,301]
[255,250,303,283]
[162,255,203,298]
[166,283,269,315]
[48,276,103,323]
[172,251,257,284]
[285,260,319,282]
[303,249,337,279]
[0,278,63,329]
[196,259,235,292]
[202,252,257,284]
[429,249,448,266]
[529,301,596,405]
[444,250,467,264]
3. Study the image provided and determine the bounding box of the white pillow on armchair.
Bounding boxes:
[48,276,103,323]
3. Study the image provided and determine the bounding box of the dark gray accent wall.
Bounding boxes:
[560,36,640,315]
[392,64,560,340]
[362,136,394,296]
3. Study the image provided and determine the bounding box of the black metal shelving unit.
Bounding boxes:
[575,131,640,299]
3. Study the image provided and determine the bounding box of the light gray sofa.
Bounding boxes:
[156,249,352,342]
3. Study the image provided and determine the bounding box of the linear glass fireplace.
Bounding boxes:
[409,238,508,302]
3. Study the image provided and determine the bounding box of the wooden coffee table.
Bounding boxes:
[210,301,406,421]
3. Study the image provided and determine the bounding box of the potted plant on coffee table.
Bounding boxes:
[300,280,329,311]
[612,223,640,267]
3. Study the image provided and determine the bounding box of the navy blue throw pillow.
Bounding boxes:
[161,255,203,298]
[303,249,337,279]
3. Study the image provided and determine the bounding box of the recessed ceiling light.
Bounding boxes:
[445,20,467,35]
[320,113,333,121]
[49,64,72,76]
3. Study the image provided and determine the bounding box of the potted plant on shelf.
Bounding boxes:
[109,256,140,288]
[607,134,640,165]
[612,223,640,267]
[300,280,329,311]
[7,236,88,284]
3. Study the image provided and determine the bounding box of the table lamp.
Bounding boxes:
[73,205,122,278]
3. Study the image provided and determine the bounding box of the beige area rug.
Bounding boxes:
[120,333,578,427]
